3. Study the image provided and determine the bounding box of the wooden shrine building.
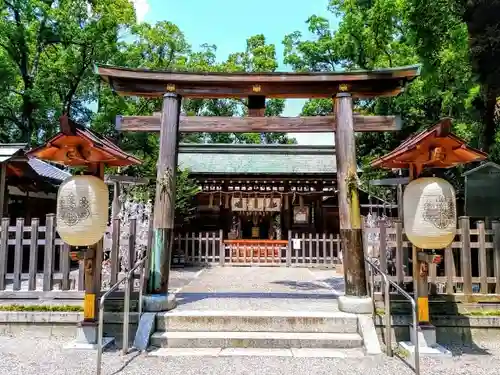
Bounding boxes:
[0,143,71,222]
[178,143,394,240]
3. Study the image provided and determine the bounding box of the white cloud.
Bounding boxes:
[130,0,150,23]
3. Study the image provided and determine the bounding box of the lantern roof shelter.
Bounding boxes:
[96,64,421,99]
[370,118,487,175]
[26,116,142,167]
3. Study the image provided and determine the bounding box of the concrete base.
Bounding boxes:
[63,324,115,350]
[398,341,452,358]
[64,337,115,350]
[357,314,382,355]
[143,293,177,312]
[338,296,373,314]
[410,323,436,347]
[398,323,451,358]
[133,312,156,351]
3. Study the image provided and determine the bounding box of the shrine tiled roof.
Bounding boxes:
[178,144,338,175]
[0,143,70,182]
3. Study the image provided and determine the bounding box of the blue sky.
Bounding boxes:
[130,0,338,144]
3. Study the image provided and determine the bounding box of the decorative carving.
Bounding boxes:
[58,192,91,226]
[252,84,261,93]
[165,83,176,92]
[422,194,455,230]
[339,83,349,92]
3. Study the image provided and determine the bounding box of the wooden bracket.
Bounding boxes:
[248,95,266,117]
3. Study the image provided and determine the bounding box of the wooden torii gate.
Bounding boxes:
[97,65,420,312]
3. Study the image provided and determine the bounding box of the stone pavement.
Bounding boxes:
[173,266,345,311]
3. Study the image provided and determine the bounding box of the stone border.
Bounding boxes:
[374,314,500,328]
[1,311,499,328]
[0,311,142,339]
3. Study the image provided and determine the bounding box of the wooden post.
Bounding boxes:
[128,218,137,293]
[83,163,105,322]
[43,214,55,291]
[111,181,121,220]
[148,92,181,294]
[334,90,367,297]
[492,220,500,294]
[0,163,6,217]
[397,183,404,221]
[395,220,404,285]
[286,229,292,267]
[477,221,488,293]
[219,229,225,266]
[460,216,473,297]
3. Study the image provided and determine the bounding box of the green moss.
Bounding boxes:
[394,346,410,359]
[465,309,500,316]
[0,304,83,312]
[375,308,385,316]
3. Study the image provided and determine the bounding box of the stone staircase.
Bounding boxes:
[148,310,373,357]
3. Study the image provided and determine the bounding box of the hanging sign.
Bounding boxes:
[292,238,301,250]
[231,197,281,212]
[293,206,309,224]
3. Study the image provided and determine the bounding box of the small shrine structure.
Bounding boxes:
[26,115,141,344]
[371,118,487,354]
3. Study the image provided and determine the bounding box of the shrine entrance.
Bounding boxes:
[240,213,272,240]
[226,196,285,263]
[97,64,420,308]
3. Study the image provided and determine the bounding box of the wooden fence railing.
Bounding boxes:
[174,230,341,268]
[0,214,143,300]
[3,214,500,300]
[364,217,500,295]
[289,232,341,267]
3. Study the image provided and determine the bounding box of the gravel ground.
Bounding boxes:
[1,336,500,375]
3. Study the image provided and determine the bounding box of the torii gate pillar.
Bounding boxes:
[143,92,181,311]
[334,88,371,314]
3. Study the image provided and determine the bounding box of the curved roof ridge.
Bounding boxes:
[179,143,336,155]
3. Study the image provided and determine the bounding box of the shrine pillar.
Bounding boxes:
[334,88,371,313]
[144,92,180,311]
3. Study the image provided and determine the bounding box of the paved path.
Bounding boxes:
[1,336,499,375]
[174,267,345,311]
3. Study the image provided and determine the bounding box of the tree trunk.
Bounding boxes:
[480,86,498,153]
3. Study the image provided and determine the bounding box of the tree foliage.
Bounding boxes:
[1,0,499,205]
[0,0,135,146]
[283,0,500,199]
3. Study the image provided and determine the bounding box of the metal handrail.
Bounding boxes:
[96,256,147,375]
[365,257,420,375]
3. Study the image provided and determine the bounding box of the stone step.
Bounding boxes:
[155,310,358,333]
[150,330,363,349]
[148,347,366,358]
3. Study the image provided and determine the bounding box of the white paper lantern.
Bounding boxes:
[403,177,456,249]
[56,175,109,246]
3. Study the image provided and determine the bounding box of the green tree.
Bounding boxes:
[407,0,500,154]
[0,0,135,146]
[283,0,478,161]
[282,0,486,199]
